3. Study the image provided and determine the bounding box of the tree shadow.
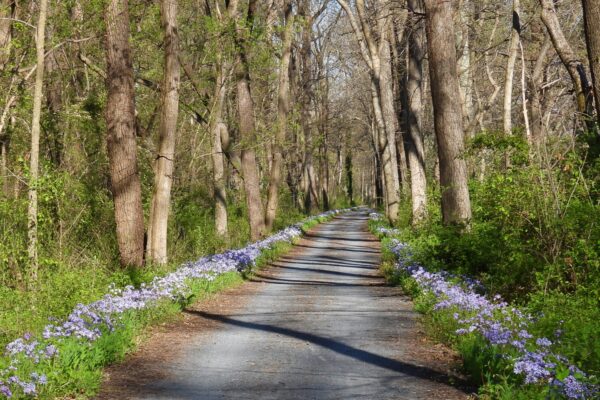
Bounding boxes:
[184,310,474,394]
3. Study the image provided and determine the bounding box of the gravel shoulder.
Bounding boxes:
[96,211,472,399]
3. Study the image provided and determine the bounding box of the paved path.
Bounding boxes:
[103,211,468,399]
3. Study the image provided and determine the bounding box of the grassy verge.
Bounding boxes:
[0,210,346,399]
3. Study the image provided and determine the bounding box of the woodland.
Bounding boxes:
[0,0,599,398]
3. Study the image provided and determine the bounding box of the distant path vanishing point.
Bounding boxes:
[97,210,471,400]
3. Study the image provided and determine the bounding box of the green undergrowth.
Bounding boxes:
[370,214,599,399]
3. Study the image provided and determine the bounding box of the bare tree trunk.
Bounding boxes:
[212,67,229,237]
[405,0,428,223]
[458,0,474,127]
[503,0,521,136]
[265,2,293,231]
[299,0,320,214]
[540,0,593,118]
[235,0,265,241]
[0,0,13,196]
[380,28,407,192]
[0,139,7,195]
[530,35,552,144]
[147,0,180,264]
[582,0,600,126]
[0,0,13,70]
[424,0,472,225]
[27,0,48,281]
[105,0,145,267]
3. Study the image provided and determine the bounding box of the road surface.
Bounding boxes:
[99,211,469,399]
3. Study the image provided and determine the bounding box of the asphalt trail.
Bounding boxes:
[131,211,468,399]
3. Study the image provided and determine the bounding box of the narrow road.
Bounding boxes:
[98,211,469,399]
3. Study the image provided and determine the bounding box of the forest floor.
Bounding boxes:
[95,211,472,399]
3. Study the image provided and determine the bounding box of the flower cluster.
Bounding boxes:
[371,214,597,399]
[0,209,345,399]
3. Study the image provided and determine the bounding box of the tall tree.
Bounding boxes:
[105,0,145,267]
[423,0,472,225]
[582,0,600,127]
[207,0,239,238]
[503,0,521,136]
[147,0,181,264]
[234,0,265,241]
[299,0,322,213]
[27,0,49,280]
[404,0,428,223]
[0,0,15,196]
[265,0,294,232]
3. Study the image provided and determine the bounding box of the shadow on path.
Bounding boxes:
[184,310,473,394]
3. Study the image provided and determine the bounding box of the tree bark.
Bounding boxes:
[582,0,600,127]
[27,0,48,281]
[0,0,14,70]
[380,26,407,193]
[235,0,265,241]
[530,35,552,145]
[210,62,229,237]
[457,0,474,127]
[503,0,521,136]
[405,0,428,223]
[424,0,472,225]
[265,1,294,231]
[540,0,593,118]
[147,0,180,264]
[298,0,319,213]
[0,0,14,196]
[105,0,145,267]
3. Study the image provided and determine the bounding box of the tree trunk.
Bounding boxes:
[27,0,48,281]
[211,64,229,237]
[503,0,521,136]
[147,0,180,264]
[380,28,407,193]
[0,0,13,70]
[540,0,593,118]
[530,35,552,145]
[0,0,13,196]
[235,0,265,241]
[264,2,293,231]
[405,0,428,223]
[105,0,145,267]
[582,0,600,127]
[424,0,472,225]
[457,0,474,127]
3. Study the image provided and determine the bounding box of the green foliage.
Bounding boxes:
[382,134,600,398]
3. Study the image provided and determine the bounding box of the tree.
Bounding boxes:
[27,0,49,280]
[234,0,265,241]
[105,0,145,267]
[540,0,593,119]
[0,0,15,196]
[582,0,600,127]
[147,0,181,264]
[423,0,472,225]
[265,0,294,232]
[503,0,521,136]
[404,0,428,223]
